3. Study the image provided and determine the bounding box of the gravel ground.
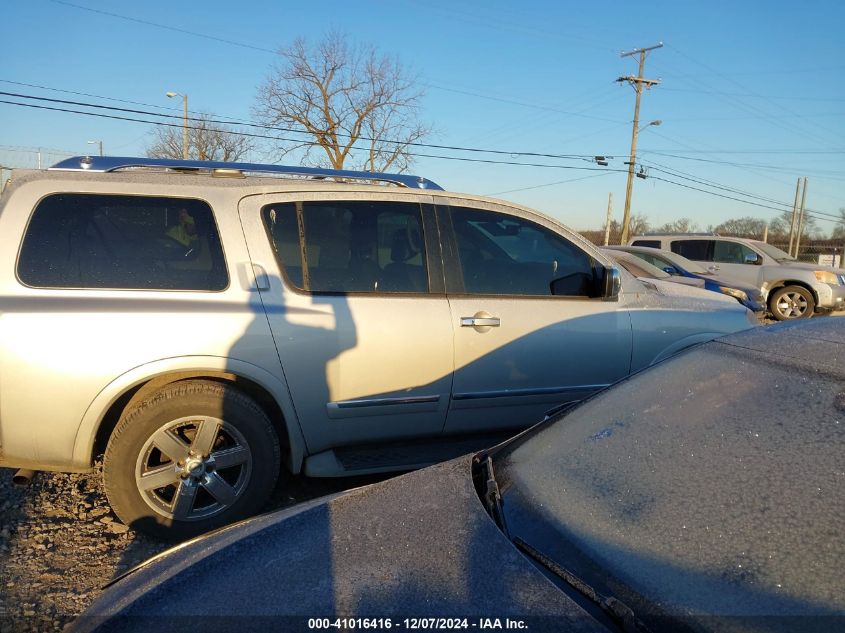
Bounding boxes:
[0,463,388,632]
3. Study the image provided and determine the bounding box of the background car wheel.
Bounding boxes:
[103,380,280,540]
[768,285,815,321]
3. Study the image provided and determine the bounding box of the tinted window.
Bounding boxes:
[713,240,756,264]
[630,239,660,248]
[451,207,595,296]
[18,194,228,290]
[670,239,713,261]
[262,201,428,294]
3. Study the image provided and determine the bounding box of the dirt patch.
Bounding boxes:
[0,464,388,631]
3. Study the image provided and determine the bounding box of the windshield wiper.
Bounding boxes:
[475,454,510,538]
[513,537,652,633]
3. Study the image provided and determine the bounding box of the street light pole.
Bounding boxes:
[617,42,662,245]
[166,91,189,159]
[87,140,103,157]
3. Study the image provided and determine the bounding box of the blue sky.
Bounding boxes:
[2,0,844,234]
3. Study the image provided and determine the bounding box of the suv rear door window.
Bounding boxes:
[671,239,714,262]
[262,201,429,294]
[17,194,228,291]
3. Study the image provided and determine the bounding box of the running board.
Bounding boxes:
[303,432,518,477]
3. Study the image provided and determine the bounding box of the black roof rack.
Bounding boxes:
[48,156,444,191]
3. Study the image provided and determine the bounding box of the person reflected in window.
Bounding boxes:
[167,208,198,247]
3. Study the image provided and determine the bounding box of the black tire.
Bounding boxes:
[103,380,280,540]
[768,285,815,321]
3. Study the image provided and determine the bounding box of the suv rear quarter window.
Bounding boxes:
[17,194,228,290]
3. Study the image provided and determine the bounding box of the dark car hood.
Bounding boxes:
[72,457,607,633]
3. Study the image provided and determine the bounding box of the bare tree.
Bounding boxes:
[713,216,768,238]
[627,214,651,237]
[655,217,699,234]
[769,209,819,240]
[146,115,253,162]
[254,32,431,172]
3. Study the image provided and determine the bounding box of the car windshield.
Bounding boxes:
[753,241,795,261]
[493,337,845,628]
[605,251,670,279]
[657,250,709,274]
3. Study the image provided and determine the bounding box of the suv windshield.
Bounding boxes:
[753,241,795,262]
[493,338,844,627]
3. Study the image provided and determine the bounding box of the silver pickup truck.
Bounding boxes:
[0,157,755,538]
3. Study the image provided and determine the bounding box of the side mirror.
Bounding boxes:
[744,252,761,265]
[601,266,621,301]
[663,266,677,275]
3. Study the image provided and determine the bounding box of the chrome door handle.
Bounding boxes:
[461,316,500,327]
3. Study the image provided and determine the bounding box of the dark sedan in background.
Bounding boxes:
[72,319,844,633]
[606,244,766,312]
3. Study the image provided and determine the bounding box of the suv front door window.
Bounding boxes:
[442,205,632,434]
[713,240,756,265]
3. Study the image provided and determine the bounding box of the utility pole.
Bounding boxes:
[787,177,802,256]
[603,192,614,245]
[793,177,808,258]
[617,42,662,245]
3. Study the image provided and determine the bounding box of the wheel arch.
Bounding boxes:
[766,279,819,304]
[74,357,307,475]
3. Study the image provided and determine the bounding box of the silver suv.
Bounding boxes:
[0,157,755,537]
[630,234,845,320]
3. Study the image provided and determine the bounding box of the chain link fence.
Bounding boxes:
[1,146,77,193]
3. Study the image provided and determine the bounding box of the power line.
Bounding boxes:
[640,150,845,177]
[47,0,277,55]
[1,79,189,115]
[662,44,843,149]
[660,87,845,103]
[485,172,616,196]
[0,90,604,163]
[640,159,844,222]
[649,175,839,226]
[2,91,840,223]
[423,83,624,124]
[0,97,625,173]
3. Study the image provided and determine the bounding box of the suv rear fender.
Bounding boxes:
[72,356,307,474]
